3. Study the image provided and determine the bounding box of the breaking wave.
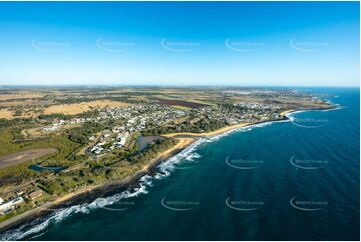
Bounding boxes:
[156,138,205,176]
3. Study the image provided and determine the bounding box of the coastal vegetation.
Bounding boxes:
[142,116,228,135]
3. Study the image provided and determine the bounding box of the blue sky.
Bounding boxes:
[0,1,359,86]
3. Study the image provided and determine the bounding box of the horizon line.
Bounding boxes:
[0,84,359,88]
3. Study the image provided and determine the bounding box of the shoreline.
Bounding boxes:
[0,137,196,233]
[162,109,296,138]
[0,107,332,234]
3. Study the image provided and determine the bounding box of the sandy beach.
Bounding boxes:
[280,109,295,116]
[162,123,253,138]
[141,138,195,170]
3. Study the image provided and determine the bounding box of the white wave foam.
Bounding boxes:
[206,119,289,140]
[1,140,206,240]
[28,232,45,240]
[192,153,202,159]
[156,138,205,175]
[1,204,90,241]
[321,104,344,112]
[1,173,155,240]
[184,152,201,162]
[285,110,308,118]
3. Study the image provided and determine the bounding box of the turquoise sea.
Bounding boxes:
[1,87,359,241]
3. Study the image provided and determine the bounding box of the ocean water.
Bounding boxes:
[1,87,359,241]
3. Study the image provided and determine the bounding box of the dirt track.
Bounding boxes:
[0,148,58,169]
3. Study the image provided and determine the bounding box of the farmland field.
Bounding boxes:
[42,100,130,115]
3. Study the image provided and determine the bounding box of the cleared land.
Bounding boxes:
[0,109,39,119]
[43,100,130,115]
[0,100,53,107]
[0,148,58,169]
[21,124,81,139]
[154,98,208,109]
[0,92,44,101]
[0,109,14,119]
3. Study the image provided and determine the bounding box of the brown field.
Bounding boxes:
[170,105,192,110]
[184,99,214,105]
[229,96,265,103]
[43,100,130,115]
[0,101,31,107]
[0,100,53,107]
[0,109,38,120]
[154,98,208,109]
[0,109,14,119]
[0,100,130,119]
[106,89,204,94]
[0,148,58,169]
[0,92,44,101]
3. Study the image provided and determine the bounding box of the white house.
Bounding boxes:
[0,197,24,214]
